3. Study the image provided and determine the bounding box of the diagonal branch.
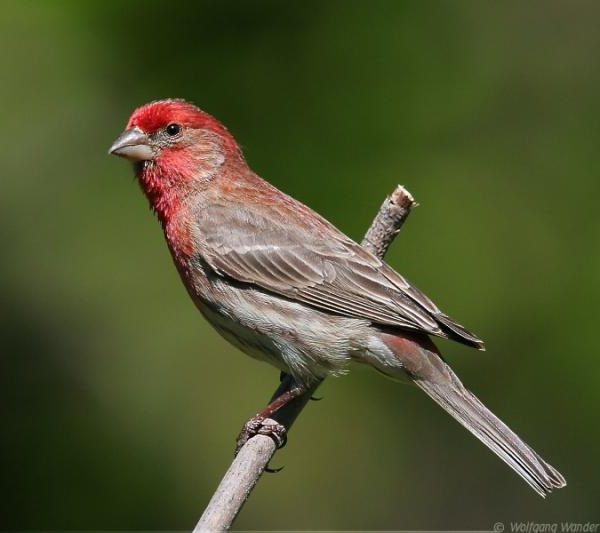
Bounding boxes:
[195,185,416,532]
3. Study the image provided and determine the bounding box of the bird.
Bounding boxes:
[109,98,566,497]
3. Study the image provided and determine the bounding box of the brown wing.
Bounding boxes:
[197,194,484,349]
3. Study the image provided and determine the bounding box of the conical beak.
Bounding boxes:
[109,127,155,161]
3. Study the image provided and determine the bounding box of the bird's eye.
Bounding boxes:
[166,123,181,136]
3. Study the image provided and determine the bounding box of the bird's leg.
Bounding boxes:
[280,370,321,400]
[235,383,307,455]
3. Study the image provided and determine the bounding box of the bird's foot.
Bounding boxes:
[234,381,306,471]
[235,416,288,456]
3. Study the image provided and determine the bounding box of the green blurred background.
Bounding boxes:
[1,0,598,530]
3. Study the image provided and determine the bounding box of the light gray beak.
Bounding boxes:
[109,127,155,161]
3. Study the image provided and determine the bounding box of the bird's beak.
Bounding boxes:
[109,127,155,161]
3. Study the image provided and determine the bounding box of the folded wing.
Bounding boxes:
[197,194,484,349]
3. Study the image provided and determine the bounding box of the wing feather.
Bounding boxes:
[198,197,483,348]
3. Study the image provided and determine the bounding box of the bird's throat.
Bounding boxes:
[136,161,183,228]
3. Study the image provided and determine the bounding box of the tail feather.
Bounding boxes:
[413,370,566,497]
[378,332,566,497]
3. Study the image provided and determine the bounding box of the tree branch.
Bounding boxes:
[195,184,416,532]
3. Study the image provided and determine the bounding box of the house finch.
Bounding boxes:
[109,99,565,497]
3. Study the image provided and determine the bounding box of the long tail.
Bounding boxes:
[378,332,566,497]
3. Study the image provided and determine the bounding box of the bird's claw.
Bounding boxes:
[265,463,285,474]
[235,416,288,456]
